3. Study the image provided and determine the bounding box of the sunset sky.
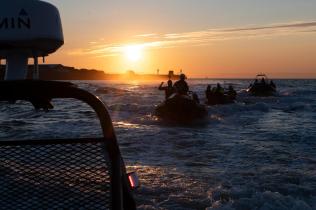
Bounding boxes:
[45,0,316,78]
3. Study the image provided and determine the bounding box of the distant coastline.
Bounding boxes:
[0,65,314,80]
[0,64,179,81]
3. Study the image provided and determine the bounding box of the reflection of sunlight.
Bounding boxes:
[147,114,159,121]
[115,121,141,129]
[210,114,223,121]
[126,165,166,183]
[126,81,139,88]
[125,165,210,205]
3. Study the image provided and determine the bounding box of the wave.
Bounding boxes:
[206,189,315,210]
[2,80,316,210]
[108,103,153,115]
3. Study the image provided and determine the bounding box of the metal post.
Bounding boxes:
[33,56,39,79]
[4,52,28,80]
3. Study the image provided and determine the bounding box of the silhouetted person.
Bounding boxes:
[192,93,200,104]
[254,79,259,86]
[215,83,224,94]
[261,78,266,84]
[205,85,212,99]
[227,85,237,100]
[158,79,174,99]
[249,79,257,88]
[270,80,276,89]
[174,74,189,95]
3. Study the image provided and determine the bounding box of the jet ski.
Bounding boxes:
[247,74,277,96]
[155,93,208,123]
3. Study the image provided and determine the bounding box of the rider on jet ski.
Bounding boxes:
[158,79,174,99]
[174,74,189,95]
[174,74,200,103]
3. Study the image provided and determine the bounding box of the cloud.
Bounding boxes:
[66,48,86,56]
[74,21,316,57]
[220,21,316,32]
[161,21,316,40]
[135,33,158,37]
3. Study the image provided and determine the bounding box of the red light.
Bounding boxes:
[127,172,139,189]
[129,175,135,188]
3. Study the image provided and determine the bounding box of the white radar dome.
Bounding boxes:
[0,0,64,80]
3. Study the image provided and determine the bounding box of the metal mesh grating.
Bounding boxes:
[0,141,112,210]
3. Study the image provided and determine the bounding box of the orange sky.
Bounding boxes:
[45,0,316,78]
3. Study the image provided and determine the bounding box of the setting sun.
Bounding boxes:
[124,45,143,62]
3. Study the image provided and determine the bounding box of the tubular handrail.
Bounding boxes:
[0,80,135,210]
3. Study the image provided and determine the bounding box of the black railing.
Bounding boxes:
[0,80,136,210]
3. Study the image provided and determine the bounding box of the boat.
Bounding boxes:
[0,1,137,209]
[155,93,208,123]
[247,74,277,96]
[205,84,237,105]
[206,89,236,105]
[206,93,235,105]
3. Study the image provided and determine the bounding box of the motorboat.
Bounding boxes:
[155,93,208,123]
[247,74,277,96]
[206,90,236,105]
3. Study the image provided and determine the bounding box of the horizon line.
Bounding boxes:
[1,64,315,79]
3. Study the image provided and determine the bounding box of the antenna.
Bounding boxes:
[0,0,64,80]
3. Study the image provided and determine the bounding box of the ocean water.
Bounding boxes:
[0,79,316,210]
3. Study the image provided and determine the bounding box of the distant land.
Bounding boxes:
[0,64,179,81]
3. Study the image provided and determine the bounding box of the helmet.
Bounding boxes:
[180,74,186,80]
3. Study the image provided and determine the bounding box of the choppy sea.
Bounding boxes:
[1,79,316,210]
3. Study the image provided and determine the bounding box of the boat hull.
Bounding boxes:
[206,94,235,105]
[155,94,208,123]
[247,84,276,96]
